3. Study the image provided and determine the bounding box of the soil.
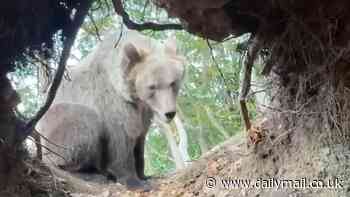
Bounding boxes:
[2,127,350,197]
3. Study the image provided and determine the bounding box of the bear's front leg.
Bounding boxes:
[122,154,151,191]
[107,136,150,191]
[134,135,149,180]
[107,163,150,191]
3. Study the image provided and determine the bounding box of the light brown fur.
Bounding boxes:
[37,30,185,189]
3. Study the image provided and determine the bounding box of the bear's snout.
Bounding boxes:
[165,111,176,121]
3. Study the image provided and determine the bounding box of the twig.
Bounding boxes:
[239,35,261,131]
[247,88,269,99]
[206,40,228,88]
[21,0,93,142]
[114,22,124,48]
[31,130,42,160]
[91,0,103,12]
[259,101,317,115]
[104,0,111,13]
[34,129,69,150]
[141,0,150,21]
[27,136,68,162]
[240,36,260,100]
[112,0,183,31]
[32,54,52,75]
[206,39,236,106]
[88,12,102,41]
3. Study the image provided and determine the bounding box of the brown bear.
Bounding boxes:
[37,30,185,189]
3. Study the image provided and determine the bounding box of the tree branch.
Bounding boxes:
[112,0,183,31]
[27,136,68,163]
[206,39,237,107]
[88,12,102,41]
[21,1,93,141]
[239,35,261,131]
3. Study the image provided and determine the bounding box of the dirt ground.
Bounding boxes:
[58,133,250,197]
[2,128,349,197]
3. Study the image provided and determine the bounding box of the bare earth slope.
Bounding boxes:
[5,129,348,197]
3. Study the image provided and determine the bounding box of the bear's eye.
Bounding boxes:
[149,85,156,90]
[170,81,176,88]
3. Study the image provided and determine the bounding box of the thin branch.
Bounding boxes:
[88,12,102,41]
[239,35,261,131]
[21,1,93,141]
[34,129,69,150]
[31,129,42,160]
[247,88,269,99]
[90,0,103,12]
[239,36,260,101]
[27,137,68,162]
[141,0,150,21]
[114,22,124,48]
[112,0,183,31]
[206,39,236,106]
[104,0,111,13]
[23,55,52,93]
[206,40,228,86]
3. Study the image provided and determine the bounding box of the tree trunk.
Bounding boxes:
[0,75,23,190]
[173,115,190,164]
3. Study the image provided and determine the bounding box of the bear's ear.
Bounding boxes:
[164,36,177,55]
[124,43,142,66]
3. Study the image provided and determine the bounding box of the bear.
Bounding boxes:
[37,29,185,189]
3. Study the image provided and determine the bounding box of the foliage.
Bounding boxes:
[145,128,175,175]
[9,65,41,118]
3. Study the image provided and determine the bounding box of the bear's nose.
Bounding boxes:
[165,111,176,120]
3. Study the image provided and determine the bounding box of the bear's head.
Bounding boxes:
[123,38,185,122]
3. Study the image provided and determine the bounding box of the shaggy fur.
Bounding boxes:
[37,30,185,188]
